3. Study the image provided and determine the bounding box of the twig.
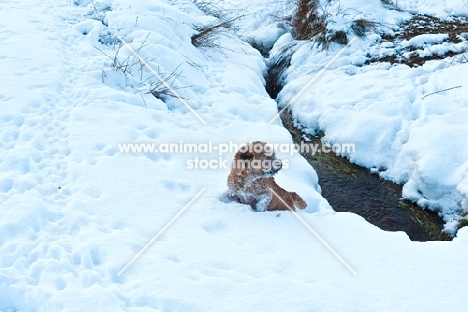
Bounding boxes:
[138,90,147,110]
[421,85,462,99]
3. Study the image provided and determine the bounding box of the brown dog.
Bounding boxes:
[227,141,307,211]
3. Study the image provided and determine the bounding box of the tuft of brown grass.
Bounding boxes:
[289,1,380,50]
[290,0,325,41]
[351,18,380,37]
[191,16,239,48]
[328,30,348,45]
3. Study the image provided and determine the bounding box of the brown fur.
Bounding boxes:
[227,141,307,211]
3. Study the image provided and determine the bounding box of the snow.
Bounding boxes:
[0,0,467,311]
[402,33,449,47]
[402,0,468,17]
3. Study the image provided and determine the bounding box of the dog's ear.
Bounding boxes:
[240,152,254,161]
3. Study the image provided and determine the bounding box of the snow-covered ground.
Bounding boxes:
[0,0,467,311]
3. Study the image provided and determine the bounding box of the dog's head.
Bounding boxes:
[232,141,282,177]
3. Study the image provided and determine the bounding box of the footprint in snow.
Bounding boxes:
[54,277,66,291]
[144,129,158,139]
[202,221,230,234]
[165,254,181,263]
[163,181,189,191]
[0,178,14,193]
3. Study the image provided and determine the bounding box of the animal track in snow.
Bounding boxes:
[202,221,231,234]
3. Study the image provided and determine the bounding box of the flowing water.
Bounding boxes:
[279,110,448,241]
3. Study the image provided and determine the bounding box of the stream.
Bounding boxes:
[280,110,448,241]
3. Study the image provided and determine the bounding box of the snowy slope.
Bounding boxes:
[0,0,467,311]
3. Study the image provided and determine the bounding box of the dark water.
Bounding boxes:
[280,111,449,241]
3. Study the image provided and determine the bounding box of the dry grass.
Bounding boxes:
[289,0,379,50]
[380,0,403,11]
[98,37,188,102]
[191,0,243,48]
[350,18,380,37]
[290,0,325,41]
[191,16,239,48]
[328,30,348,45]
[146,68,187,101]
[97,40,146,85]
[192,0,227,19]
[289,0,337,50]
